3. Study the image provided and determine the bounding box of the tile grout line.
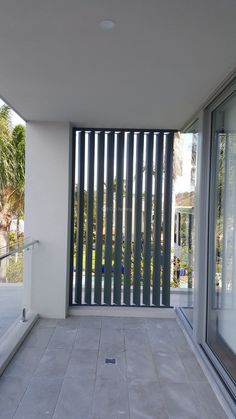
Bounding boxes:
[89,321,102,419]
[145,320,172,419]
[123,321,131,419]
[11,375,34,418]
[166,320,190,383]
[47,321,76,419]
[145,322,161,382]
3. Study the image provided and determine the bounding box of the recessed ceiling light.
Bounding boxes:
[99,19,116,30]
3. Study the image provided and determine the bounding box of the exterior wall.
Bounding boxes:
[24,122,72,318]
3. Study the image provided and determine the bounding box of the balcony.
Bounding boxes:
[0,1,236,417]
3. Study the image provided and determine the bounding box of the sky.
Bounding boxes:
[0,98,25,127]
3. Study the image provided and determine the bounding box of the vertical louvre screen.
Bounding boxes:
[104,132,114,304]
[124,132,134,305]
[94,132,105,304]
[84,131,95,304]
[113,132,124,304]
[75,131,85,304]
[71,128,175,306]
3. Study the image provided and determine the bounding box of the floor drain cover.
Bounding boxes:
[105,358,116,364]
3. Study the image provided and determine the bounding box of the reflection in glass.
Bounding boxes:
[207,93,236,385]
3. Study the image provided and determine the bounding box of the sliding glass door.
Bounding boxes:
[172,128,198,327]
[207,91,236,394]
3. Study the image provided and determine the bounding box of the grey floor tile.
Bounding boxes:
[57,317,80,330]
[53,377,94,419]
[48,327,77,349]
[126,348,158,381]
[0,376,29,418]
[161,382,200,419]
[163,319,179,331]
[0,327,7,338]
[0,413,15,419]
[34,348,71,378]
[4,347,44,378]
[128,379,168,419]
[147,327,177,353]
[123,317,144,329]
[92,378,129,419]
[100,328,124,352]
[13,377,62,419]
[170,327,191,353]
[143,318,166,331]
[124,328,150,351]
[153,351,188,383]
[97,349,126,382]
[22,327,55,349]
[79,316,102,329]
[101,316,123,329]
[192,382,228,419]
[66,349,98,379]
[179,351,207,382]
[36,318,59,328]
[74,327,101,350]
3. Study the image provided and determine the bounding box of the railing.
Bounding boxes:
[0,238,39,261]
[0,238,39,334]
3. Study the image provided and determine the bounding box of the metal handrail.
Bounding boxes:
[0,239,39,261]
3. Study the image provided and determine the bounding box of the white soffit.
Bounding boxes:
[0,0,236,128]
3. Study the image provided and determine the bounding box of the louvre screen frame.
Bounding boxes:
[70,127,176,307]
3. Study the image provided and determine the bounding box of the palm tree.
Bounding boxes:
[12,124,25,238]
[0,105,25,281]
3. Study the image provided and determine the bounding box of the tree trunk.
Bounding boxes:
[16,216,20,240]
[0,230,8,283]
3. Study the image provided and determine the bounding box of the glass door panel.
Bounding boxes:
[207,92,236,387]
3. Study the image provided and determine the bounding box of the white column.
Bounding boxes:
[24,122,72,318]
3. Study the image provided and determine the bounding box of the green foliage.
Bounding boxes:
[0,106,15,193]
[0,105,25,236]
[12,124,25,192]
[6,253,24,283]
[8,231,17,247]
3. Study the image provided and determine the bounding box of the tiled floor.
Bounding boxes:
[0,316,229,419]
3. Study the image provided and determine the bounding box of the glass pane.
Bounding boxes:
[171,130,198,327]
[207,92,236,385]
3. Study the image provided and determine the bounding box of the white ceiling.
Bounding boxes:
[0,0,236,129]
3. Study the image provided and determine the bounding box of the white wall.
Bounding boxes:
[24,122,72,318]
